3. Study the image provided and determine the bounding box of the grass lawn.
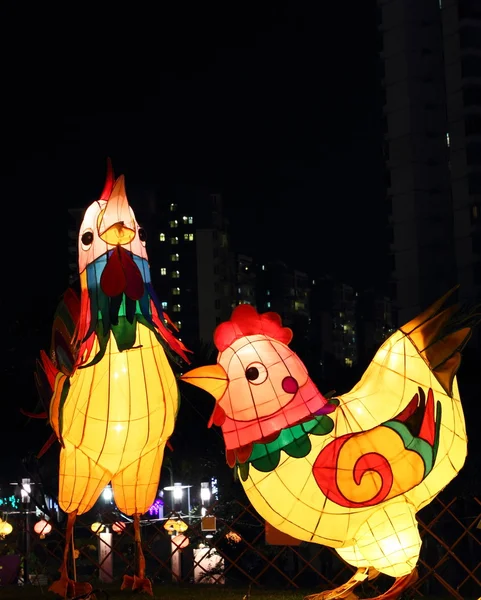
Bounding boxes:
[0,583,307,600]
[0,583,478,600]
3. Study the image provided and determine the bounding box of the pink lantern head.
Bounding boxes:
[172,533,189,549]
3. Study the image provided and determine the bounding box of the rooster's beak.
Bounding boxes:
[180,364,228,401]
[98,175,136,245]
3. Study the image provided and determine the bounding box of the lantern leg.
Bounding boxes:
[49,511,92,599]
[367,568,419,600]
[121,513,153,595]
[305,566,377,600]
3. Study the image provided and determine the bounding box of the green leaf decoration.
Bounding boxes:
[236,401,338,477]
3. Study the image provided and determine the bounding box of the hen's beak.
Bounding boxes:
[180,364,228,401]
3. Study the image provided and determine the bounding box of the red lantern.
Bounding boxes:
[34,519,52,539]
[172,533,189,549]
[112,521,126,534]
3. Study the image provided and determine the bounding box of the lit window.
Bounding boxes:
[173,304,181,312]
[188,216,193,224]
[267,290,270,295]
[160,233,166,242]
[345,358,353,367]
[170,203,177,212]
[172,270,180,279]
[172,287,181,295]
[160,267,167,275]
[446,132,450,147]
[184,233,194,241]
[171,253,180,262]
[161,301,168,309]
[171,237,179,245]
[261,264,265,271]
[176,321,182,330]
[182,216,194,224]
[266,301,271,308]
[169,220,178,228]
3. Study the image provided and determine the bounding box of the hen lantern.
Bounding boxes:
[181,291,477,600]
[35,161,190,598]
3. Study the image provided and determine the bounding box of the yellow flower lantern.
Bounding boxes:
[164,517,188,534]
[90,522,105,535]
[34,160,190,598]
[181,290,478,599]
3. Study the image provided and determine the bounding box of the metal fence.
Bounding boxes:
[0,491,480,599]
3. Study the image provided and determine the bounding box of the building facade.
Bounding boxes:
[379,0,481,325]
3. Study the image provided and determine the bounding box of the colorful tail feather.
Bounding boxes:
[28,289,81,457]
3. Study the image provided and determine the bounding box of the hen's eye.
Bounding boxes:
[138,227,147,242]
[81,231,94,247]
[245,362,268,385]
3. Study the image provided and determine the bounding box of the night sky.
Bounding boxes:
[1,2,386,478]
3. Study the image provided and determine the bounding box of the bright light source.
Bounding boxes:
[21,478,31,503]
[102,486,113,502]
[173,483,183,500]
[200,482,211,503]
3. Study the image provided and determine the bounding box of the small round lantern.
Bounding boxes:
[0,520,13,538]
[90,522,105,534]
[112,521,126,534]
[34,519,52,539]
[172,533,189,549]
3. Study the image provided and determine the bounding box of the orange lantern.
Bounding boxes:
[34,519,52,539]
[172,533,189,549]
[181,291,478,599]
[34,160,191,598]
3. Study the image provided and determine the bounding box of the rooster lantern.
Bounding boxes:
[181,291,477,599]
[34,160,190,598]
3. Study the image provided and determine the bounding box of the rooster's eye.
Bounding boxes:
[138,227,147,242]
[246,367,259,381]
[245,362,268,385]
[81,231,94,249]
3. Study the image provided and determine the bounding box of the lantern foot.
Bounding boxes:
[121,513,153,596]
[49,511,79,598]
[369,568,418,600]
[305,567,374,600]
[121,574,153,595]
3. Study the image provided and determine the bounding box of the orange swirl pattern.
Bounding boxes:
[313,426,425,508]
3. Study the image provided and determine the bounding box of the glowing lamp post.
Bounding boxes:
[21,478,31,585]
[164,483,192,514]
[200,482,211,516]
[164,517,189,583]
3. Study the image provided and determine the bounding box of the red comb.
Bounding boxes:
[214,304,293,351]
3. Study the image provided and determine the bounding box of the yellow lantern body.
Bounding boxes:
[58,324,178,515]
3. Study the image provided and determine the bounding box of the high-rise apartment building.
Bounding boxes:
[310,276,358,369]
[379,0,481,325]
[442,0,481,303]
[143,188,236,347]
